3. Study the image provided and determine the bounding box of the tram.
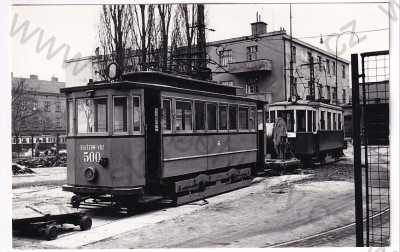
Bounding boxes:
[266,99,345,164]
[61,70,266,210]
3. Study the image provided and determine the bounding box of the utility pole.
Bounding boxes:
[196,4,208,79]
[308,55,315,100]
[289,4,296,100]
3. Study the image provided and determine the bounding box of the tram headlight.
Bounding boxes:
[84,167,98,182]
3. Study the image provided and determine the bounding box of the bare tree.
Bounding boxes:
[131,5,156,71]
[157,4,172,72]
[11,79,40,153]
[98,5,135,79]
[178,4,197,74]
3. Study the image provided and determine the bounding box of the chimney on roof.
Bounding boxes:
[51,76,58,82]
[30,74,38,80]
[251,14,267,36]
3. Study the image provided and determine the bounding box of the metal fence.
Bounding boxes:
[352,50,390,247]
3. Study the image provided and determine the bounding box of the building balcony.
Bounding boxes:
[228,59,272,74]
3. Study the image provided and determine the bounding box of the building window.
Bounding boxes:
[44,101,50,112]
[291,46,296,63]
[162,99,172,131]
[194,101,206,131]
[132,96,141,132]
[247,84,258,94]
[318,56,322,71]
[326,59,330,74]
[342,64,346,79]
[332,87,337,103]
[175,100,192,132]
[56,118,61,128]
[55,101,61,112]
[342,89,346,104]
[332,61,336,75]
[326,86,331,100]
[247,45,258,61]
[221,80,234,86]
[113,97,127,133]
[219,105,228,130]
[219,49,232,67]
[307,52,312,62]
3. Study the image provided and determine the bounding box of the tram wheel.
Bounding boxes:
[44,225,58,240]
[79,215,92,231]
[71,195,81,208]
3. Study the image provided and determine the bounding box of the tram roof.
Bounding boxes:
[268,99,343,110]
[63,71,237,96]
[61,72,264,104]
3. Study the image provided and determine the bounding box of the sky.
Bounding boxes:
[10,2,390,82]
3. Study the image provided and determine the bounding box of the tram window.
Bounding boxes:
[229,105,238,130]
[239,106,249,130]
[195,101,206,131]
[249,107,256,130]
[175,100,192,131]
[338,113,342,130]
[77,98,108,133]
[296,110,306,132]
[95,98,107,132]
[320,111,326,130]
[312,111,316,131]
[67,100,74,135]
[333,113,337,130]
[278,110,294,132]
[265,111,269,123]
[114,97,128,133]
[270,111,276,123]
[162,99,172,131]
[327,112,332,130]
[219,105,228,130]
[207,103,217,130]
[133,97,141,132]
[307,110,312,132]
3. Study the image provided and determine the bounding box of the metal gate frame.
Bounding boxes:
[352,50,390,247]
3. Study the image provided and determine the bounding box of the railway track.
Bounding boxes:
[265,208,390,247]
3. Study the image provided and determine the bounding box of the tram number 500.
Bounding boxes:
[83,151,101,163]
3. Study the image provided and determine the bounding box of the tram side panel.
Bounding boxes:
[162,135,208,178]
[228,133,257,167]
[317,130,344,153]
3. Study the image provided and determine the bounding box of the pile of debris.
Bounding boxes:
[12,163,35,175]
[15,155,67,168]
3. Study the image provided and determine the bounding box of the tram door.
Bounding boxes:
[144,89,161,194]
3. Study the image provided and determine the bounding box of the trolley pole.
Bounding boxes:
[351,53,364,246]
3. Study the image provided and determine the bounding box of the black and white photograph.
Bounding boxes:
[2,0,399,250]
